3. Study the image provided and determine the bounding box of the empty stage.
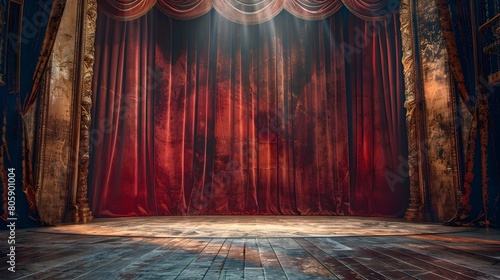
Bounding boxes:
[6,216,500,279]
[32,216,469,238]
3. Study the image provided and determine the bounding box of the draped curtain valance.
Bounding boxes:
[98,0,399,23]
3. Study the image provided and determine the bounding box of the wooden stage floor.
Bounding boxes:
[2,216,500,279]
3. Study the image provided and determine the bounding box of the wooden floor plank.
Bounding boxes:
[256,238,288,280]
[34,248,139,280]
[219,239,245,280]
[334,238,449,280]
[270,237,336,279]
[389,236,500,276]
[203,239,232,280]
[409,235,500,259]
[391,245,499,279]
[13,234,126,268]
[55,238,159,279]
[13,248,99,278]
[382,247,477,279]
[136,238,212,279]
[360,248,448,280]
[176,239,224,280]
[243,238,265,279]
[80,238,186,279]
[304,237,409,280]
[15,247,66,265]
[294,237,357,279]
[307,238,416,280]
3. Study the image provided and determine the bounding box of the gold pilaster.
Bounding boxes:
[400,0,425,221]
[67,0,96,223]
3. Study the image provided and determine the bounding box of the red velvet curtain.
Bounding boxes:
[90,7,407,217]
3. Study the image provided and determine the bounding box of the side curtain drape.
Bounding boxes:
[1,0,66,226]
[90,6,407,217]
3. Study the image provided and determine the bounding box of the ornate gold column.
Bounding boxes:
[68,0,96,223]
[400,0,426,221]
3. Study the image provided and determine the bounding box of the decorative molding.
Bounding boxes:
[400,0,423,221]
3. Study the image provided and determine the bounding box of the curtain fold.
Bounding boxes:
[212,0,285,24]
[156,0,212,20]
[90,11,157,216]
[284,0,343,20]
[90,7,407,217]
[345,12,406,214]
[341,0,399,20]
[97,0,399,22]
[99,0,156,20]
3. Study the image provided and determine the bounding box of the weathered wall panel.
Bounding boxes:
[36,0,79,224]
[416,0,461,221]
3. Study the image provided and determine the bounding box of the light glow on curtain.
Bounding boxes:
[90,5,407,217]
